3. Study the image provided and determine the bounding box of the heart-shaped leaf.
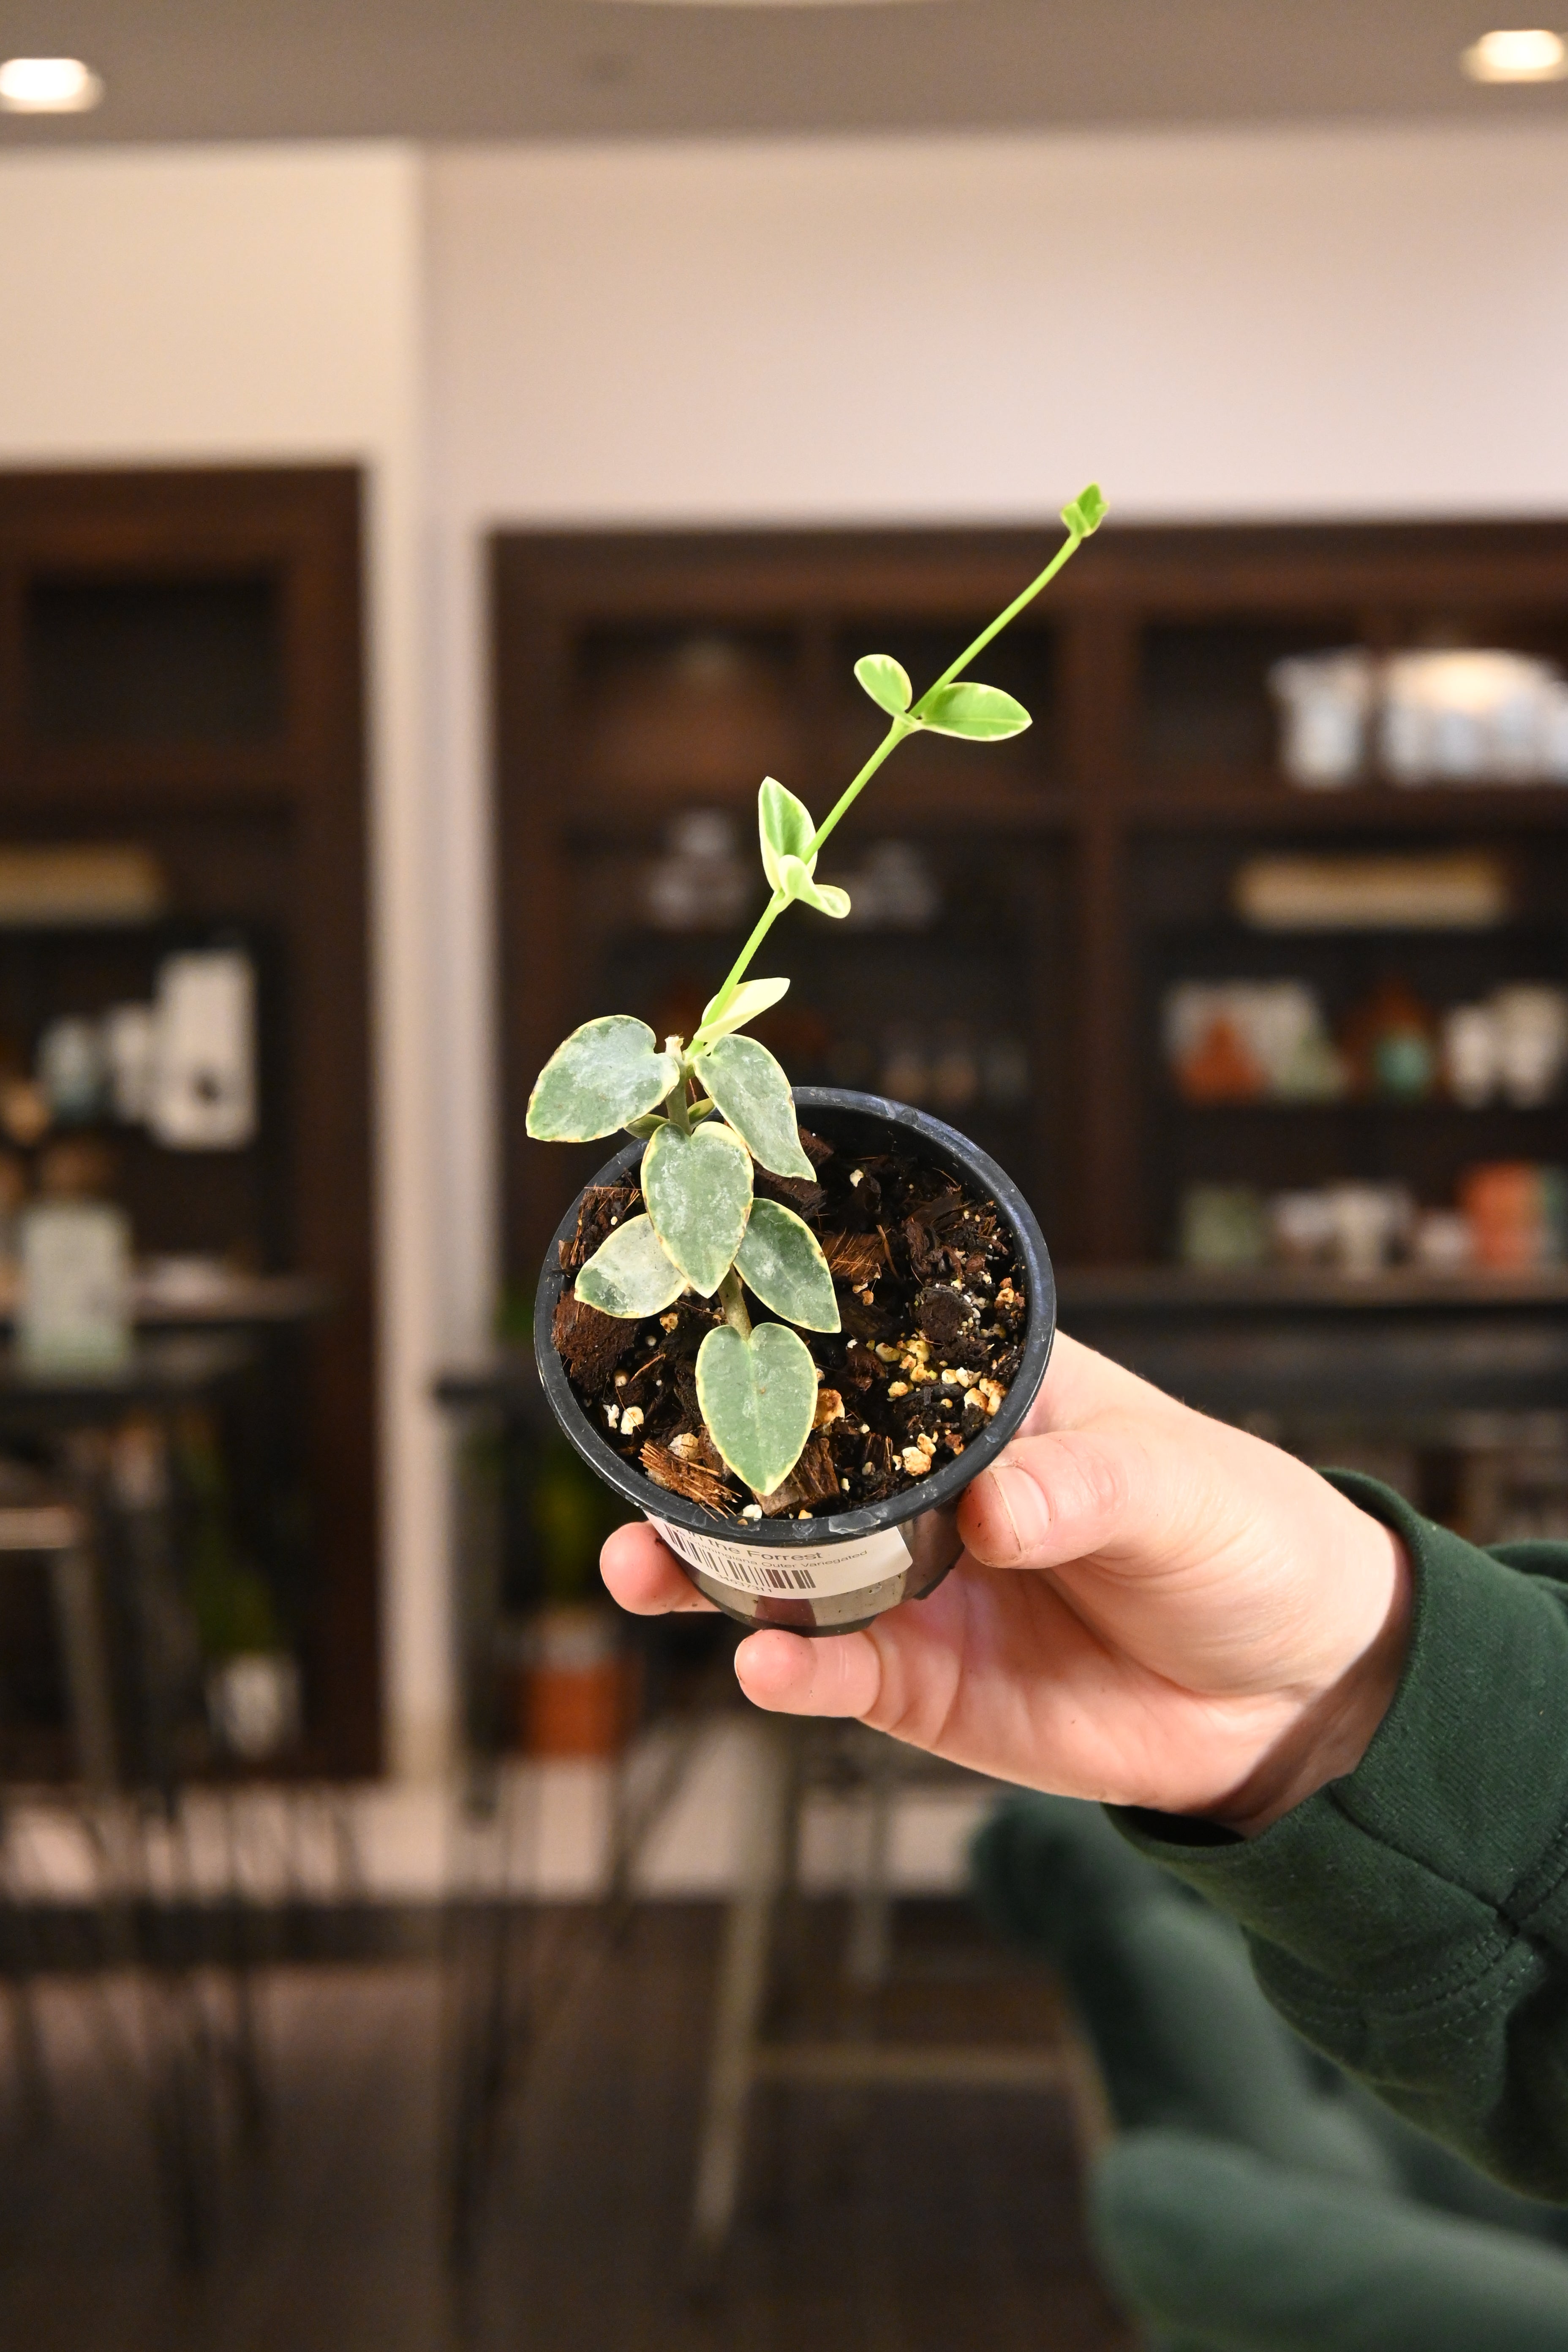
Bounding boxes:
[915,681,1032,742]
[696,1321,819,1497]
[758,777,817,894]
[735,1199,840,1332]
[854,653,913,717]
[694,975,790,1047]
[527,1015,680,1143]
[1062,482,1107,538]
[575,1214,686,1319]
[695,1034,814,1180]
[641,1119,753,1296]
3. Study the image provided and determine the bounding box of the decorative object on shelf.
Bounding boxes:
[36,1015,107,1124]
[206,1652,302,1762]
[1267,648,1375,785]
[1233,851,1511,931]
[1340,977,1439,1102]
[17,1196,131,1368]
[149,949,256,1149]
[643,809,754,932]
[525,487,1104,1632]
[1322,1181,1415,1276]
[0,843,167,927]
[1459,1162,1568,1271]
[519,1605,634,1758]
[1380,649,1568,784]
[1442,986,1568,1109]
[1179,1184,1269,1269]
[103,1002,158,1122]
[829,839,942,929]
[1164,980,1344,1104]
[1412,1209,1474,1273]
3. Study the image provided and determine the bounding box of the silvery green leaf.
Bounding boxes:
[623,1112,667,1140]
[735,1199,840,1333]
[854,653,912,716]
[527,1015,680,1143]
[773,854,851,921]
[694,975,790,1045]
[696,1321,819,1497]
[758,777,817,894]
[696,1034,815,1180]
[1061,482,1107,537]
[641,1119,753,1296]
[575,1214,686,1319]
[914,681,1032,742]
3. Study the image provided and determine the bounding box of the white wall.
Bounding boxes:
[0,142,451,1780]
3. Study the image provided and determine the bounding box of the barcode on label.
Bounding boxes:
[665,1527,824,1592]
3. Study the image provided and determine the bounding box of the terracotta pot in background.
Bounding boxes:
[517,1605,639,1758]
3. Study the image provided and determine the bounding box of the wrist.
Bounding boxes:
[1211,1518,1413,1838]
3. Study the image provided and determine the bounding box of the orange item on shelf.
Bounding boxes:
[1177,1016,1266,1103]
[1460,1163,1549,1271]
[521,1655,639,1757]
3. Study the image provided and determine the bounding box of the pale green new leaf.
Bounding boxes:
[915,681,1032,742]
[735,1199,840,1333]
[697,1321,819,1497]
[773,855,852,922]
[527,1015,680,1143]
[696,1033,815,1180]
[1061,482,1107,538]
[623,1112,667,1140]
[641,1119,753,1296]
[854,653,912,717]
[758,777,817,894]
[693,975,790,1046]
[575,1215,686,1319]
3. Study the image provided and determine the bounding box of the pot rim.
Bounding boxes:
[534,1086,1055,1550]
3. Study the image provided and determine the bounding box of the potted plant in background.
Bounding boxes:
[530,488,1106,1633]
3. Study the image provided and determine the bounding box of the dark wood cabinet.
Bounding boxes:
[494,519,1568,1304]
[0,467,379,1772]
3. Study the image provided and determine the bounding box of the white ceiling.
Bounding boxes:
[0,0,1565,144]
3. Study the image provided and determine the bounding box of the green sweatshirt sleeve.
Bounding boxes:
[1109,1473,1568,2202]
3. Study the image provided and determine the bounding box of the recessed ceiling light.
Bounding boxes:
[1462,27,1568,81]
[0,56,104,113]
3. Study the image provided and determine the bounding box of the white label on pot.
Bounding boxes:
[648,1516,914,1600]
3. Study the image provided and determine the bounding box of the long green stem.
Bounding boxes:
[700,514,1090,1030]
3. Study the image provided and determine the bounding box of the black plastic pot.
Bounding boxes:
[535,1088,1056,1636]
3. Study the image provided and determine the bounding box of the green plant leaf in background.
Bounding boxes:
[694,974,790,1045]
[527,1015,681,1143]
[641,1119,754,1295]
[575,1214,688,1318]
[758,776,817,894]
[854,653,913,717]
[695,1033,815,1179]
[914,681,1032,742]
[1061,482,1107,537]
[696,1320,820,1497]
[735,1199,841,1332]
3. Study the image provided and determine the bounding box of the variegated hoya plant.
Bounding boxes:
[528,487,1106,1501]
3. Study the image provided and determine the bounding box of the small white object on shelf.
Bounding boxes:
[17,1200,131,1369]
[1268,648,1375,786]
[150,950,256,1149]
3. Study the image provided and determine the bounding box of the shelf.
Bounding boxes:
[1164,1096,1566,1117]
[1057,1264,1568,1312]
[1127,781,1568,830]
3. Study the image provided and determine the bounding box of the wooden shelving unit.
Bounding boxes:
[0,468,379,1772]
[494,519,1568,1311]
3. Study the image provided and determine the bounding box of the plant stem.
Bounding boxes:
[718,1268,751,1337]
[663,1040,692,1133]
[701,515,1090,1024]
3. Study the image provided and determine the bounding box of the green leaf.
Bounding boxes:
[773,855,852,921]
[575,1214,687,1319]
[915,681,1032,742]
[735,1199,841,1333]
[758,777,817,895]
[527,1015,680,1143]
[694,975,790,1046]
[1061,482,1107,538]
[696,1321,819,1497]
[623,1112,668,1140]
[854,653,913,717]
[640,1119,753,1296]
[695,1033,815,1180]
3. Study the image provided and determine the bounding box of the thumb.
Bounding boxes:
[959,1426,1149,1569]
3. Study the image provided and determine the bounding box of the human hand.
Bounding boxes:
[599,1332,1411,1835]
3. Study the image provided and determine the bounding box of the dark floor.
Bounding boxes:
[0,1903,1131,2352]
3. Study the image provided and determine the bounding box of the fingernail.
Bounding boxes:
[983,1464,1038,1561]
